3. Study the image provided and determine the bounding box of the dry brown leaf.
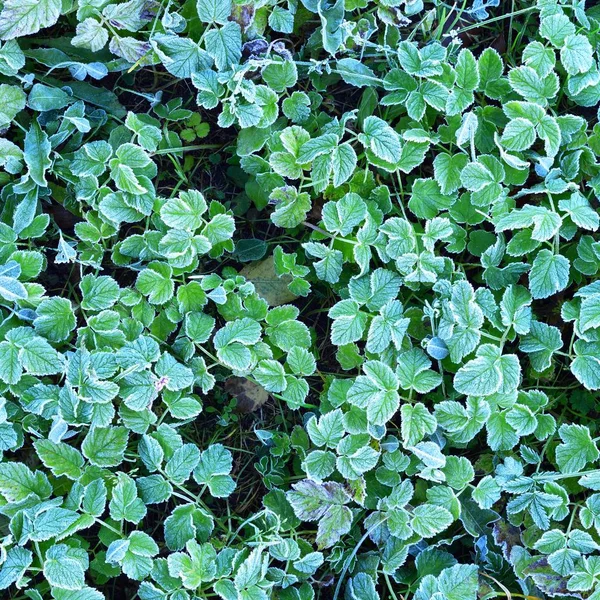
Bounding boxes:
[239,255,297,306]
[225,376,269,413]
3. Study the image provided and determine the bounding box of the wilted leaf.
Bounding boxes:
[240,255,297,306]
[224,376,269,412]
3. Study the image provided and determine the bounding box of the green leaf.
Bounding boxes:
[110,162,148,195]
[72,17,108,52]
[138,435,164,472]
[503,100,545,124]
[501,118,536,151]
[529,249,570,299]
[0,421,17,452]
[306,409,345,448]
[153,34,210,80]
[0,275,27,302]
[401,403,437,447]
[336,58,379,87]
[561,34,593,75]
[540,13,575,47]
[409,178,455,219]
[360,116,401,163]
[214,317,261,348]
[322,192,366,236]
[496,205,561,242]
[155,353,194,391]
[297,133,337,163]
[254,359,287,393]
[164,503,212,551]
[520,321,563,371]
[204,22,241,71]
[336,434,379,480]
[303,242,343,283]
[329,300,367,345]
[168,540,216,589]
[262,60,298,92]
[34,439,84,480]
[349,573,378,600]
[136,262,174,305]
[506,404,537,436]
[367,389,400,426]
[0,461,51,502]
[34,296,76,342]
[438,564,479,600]
[500,285,532,335]
[508,66,557,105]
[571,340,600,390]
[412,441,446,469]
[216,345,250,371]
[537,115,561,157]
[287,347,316,376]
[43,544,86,590]
[559,192,599,231]
[109,473,147,523]
[523,41,556,77]
[398,41,445,77]
[184,312,215,343]
[411,504,453,538]
[555,424,599,474]
[80,274,119,311]
[120,370,158,411]
[434,153,468,195]
[0,83,26,127]
[318,0,344,55]
[331,143,357,187]
[203,213,235,245]
[24,122,52,187]
[128,531,159,557]
[282,91,311,123]
[82,426,129,467]
[270,186,311,228]
[197,0,231,24]
[0,138,23,173]
[0,0,61,40]
[473,476,501,510]
[165,443,201,484]
[28,83,70,111]
[478,47,504,96]
[396,348,441,394]
[53,588,105,600]
[0,547,32,590]
[19,335,64,376]
[287,480,352,548]
[125,112,162,152]
[83,479,107,517]
[35,504,75,542]
[269,6,294,33]
[454,344,520,397]
[578,295,600,332]
[193,443,235,498]
[0,40,25,77]
[455,48,479,92]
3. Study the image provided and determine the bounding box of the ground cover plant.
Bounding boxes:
[1,0,600,599]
